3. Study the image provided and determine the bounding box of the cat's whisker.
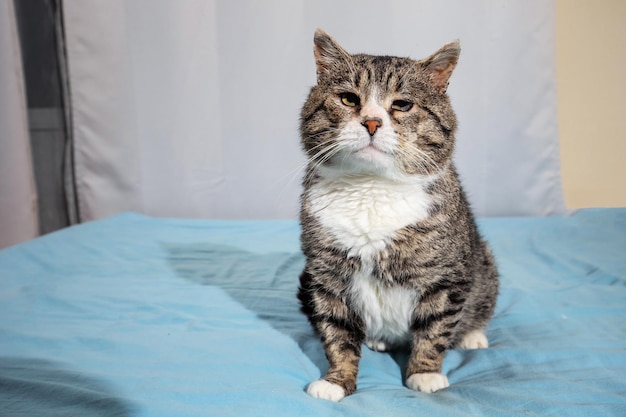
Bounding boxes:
[395,144,443,177]
[279,140,346,188]
[273,136,347,204]
[309,142,346,173]
[283,141,344,183]
[306,127,342,141]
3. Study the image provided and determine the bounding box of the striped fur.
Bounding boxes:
[298,30,499,402]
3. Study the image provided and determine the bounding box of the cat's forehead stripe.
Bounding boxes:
[350,55,412,94]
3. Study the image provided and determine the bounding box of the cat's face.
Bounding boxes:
[301,30,460,181]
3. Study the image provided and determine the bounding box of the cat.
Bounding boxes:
[297,29,499,402]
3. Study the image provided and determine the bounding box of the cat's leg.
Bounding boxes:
[300,271,365,402]
[405,334,450,393]
[405,286,466,393]
[307,315,364,402]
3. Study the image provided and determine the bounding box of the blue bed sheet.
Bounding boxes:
[0,209,625,416]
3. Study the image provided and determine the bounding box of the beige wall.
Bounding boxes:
[556,0,626,209]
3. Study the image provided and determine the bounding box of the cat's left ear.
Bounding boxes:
[420,40,461,94]
[313,29,351,80]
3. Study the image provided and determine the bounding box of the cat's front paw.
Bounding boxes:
[366,339,389,352]
[306,379,346,402]
[457,329,489,349]
[406,372,449,393]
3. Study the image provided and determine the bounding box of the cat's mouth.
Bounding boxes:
[345,142,396,170]
[326,135,397,174]
[355,141,392,158]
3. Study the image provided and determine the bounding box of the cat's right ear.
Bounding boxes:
[313,29,351,80]
[420,40,461,94]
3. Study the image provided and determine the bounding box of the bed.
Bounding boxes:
[1,208,625,416]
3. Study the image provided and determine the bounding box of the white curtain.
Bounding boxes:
[0,0,38,249]
[63,0,566,220]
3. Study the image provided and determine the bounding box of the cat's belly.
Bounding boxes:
[308,175,433,259]
[349,261,416,347]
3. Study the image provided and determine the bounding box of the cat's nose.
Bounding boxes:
[362,117,382,136]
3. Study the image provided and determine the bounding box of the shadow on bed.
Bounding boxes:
[0,358,134,417]
[163,242,329,373]
[163,242,490,386]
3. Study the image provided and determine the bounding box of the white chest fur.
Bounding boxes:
[308,175,433,259]
[308,175,432,345]
[350,261,417,347]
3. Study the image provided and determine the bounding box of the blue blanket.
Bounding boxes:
[1,209,625,416]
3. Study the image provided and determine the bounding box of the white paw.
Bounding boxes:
[406,372,449,393]
[458,329,489,349]
[306,379,346,402]
[366,339,389,352]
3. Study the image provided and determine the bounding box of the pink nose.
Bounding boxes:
[362,118,382,136]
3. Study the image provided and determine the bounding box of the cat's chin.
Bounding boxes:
[320,158,407,183]
[341,146,398,176]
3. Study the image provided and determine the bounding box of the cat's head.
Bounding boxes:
[300,29,459,181]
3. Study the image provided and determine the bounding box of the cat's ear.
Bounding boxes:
[420,40,461,94]
[313,29,351,79]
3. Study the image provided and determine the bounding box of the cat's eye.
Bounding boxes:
[339,92,360,108]
[391,100,413,112]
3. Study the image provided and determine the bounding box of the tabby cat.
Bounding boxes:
[297,29,499,402]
